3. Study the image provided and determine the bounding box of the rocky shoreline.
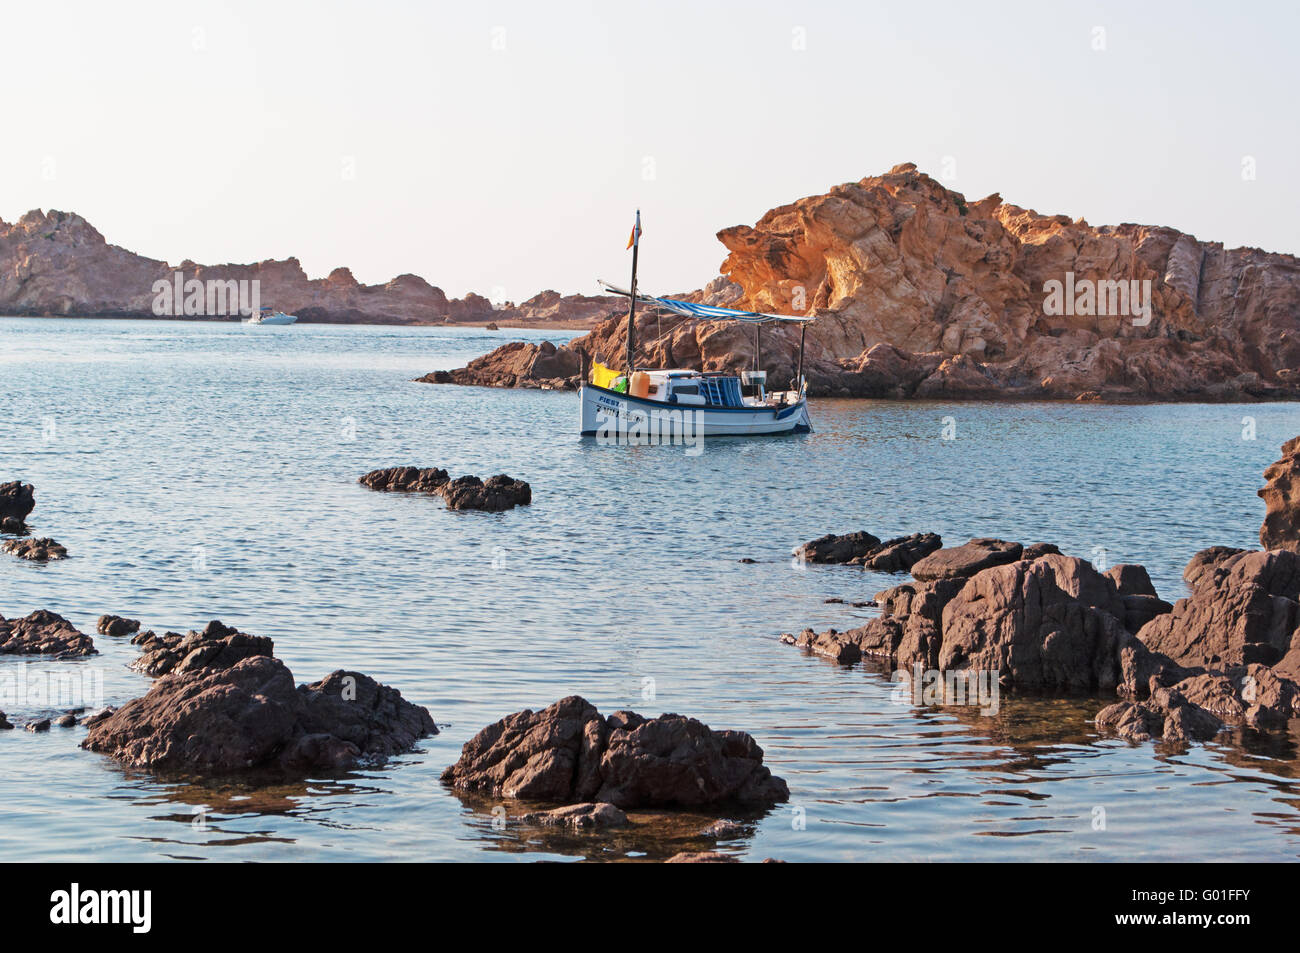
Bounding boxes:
[779,438,1300,746]
[0,209,617,329]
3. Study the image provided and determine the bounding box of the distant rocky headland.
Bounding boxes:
[0,209,617,329]
[430,163,1300,401]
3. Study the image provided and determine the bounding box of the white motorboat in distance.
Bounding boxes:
[243,307,298,325]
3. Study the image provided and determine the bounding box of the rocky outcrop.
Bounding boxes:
[432,163,1300,400]
[358,466,450,493]
[0,610,96,657]
[1137,548,1300,667]
[794,530,941,571]
[82,656,436,774]
[938,554,1143,693]
[129,620,274,678]
[436,474,531,512]
[0,209,607,327]
[96,615,140,637]
[1260,437,1300,550]
[441,695,788,809]
[910,538,1023,581]
[3,537,67,561]
[416,339,583,390]
[359,467,531,511]
[0,481,34,530]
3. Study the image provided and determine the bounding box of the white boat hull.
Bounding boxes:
[579,383,811,438]
[244,313,297,325]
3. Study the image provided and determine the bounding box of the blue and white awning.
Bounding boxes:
[598,280,814,324]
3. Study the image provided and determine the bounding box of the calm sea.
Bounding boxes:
[2,316,1298,862]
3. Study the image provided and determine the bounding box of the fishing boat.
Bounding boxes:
[579,211,814,439]
[243,307,297,325]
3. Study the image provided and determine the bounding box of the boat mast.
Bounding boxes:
[797,322,807,392]
[625,209,641,375]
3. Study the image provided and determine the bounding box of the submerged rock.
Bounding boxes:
[910,538,1023,581]
[96,615,140,637]
[130,620,274,678]
[3,537,67,561]
[359,466,450,493]
[0,481,35,525]
[436,474,531,511]
[82,656,436,774]
[518,802,629,830]
[665,851,740,863]
[0,610,96,658]
[441,695,788,809]
[1260,436,1300,551]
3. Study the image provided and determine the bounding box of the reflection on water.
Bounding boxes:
[2,317,1300,861]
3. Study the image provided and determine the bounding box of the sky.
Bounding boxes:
[4,0,1298,300]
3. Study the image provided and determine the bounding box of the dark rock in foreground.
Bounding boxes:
[130,619,274,677]
[96,614,140,637]
[910,538,1023,581]
[0,517,25,534]
[793,530,941,571]
[1260,437,1300,550]
[360,466,531,511]
[436,474,531,511]
[441,695,788,809]
[0,711,11,730]
[0,610,96,657]
[82,655,436,774]
[359,466,450,493]
[3,537,67,561]
[1138,548,1300,668]
[0,481,35,524]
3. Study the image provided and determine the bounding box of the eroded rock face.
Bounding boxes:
[359,466,450,493]
[82,656,436,774]
[910,538,1023,581]
[0,482,35,525]
[437,474,531,512]
[1138,548,1300,667]
[0,610,96,657]
[441,695,788,809]
[2,537,67,561]
[129,620,274,678]
[429,163,1300,400]
[1260,437,1300,550]
[938,555,1133,692]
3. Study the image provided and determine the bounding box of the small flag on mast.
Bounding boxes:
[626,210,642,250]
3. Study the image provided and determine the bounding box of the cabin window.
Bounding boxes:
[673,384,698,395]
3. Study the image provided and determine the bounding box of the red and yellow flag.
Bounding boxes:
[626,210,642,250]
